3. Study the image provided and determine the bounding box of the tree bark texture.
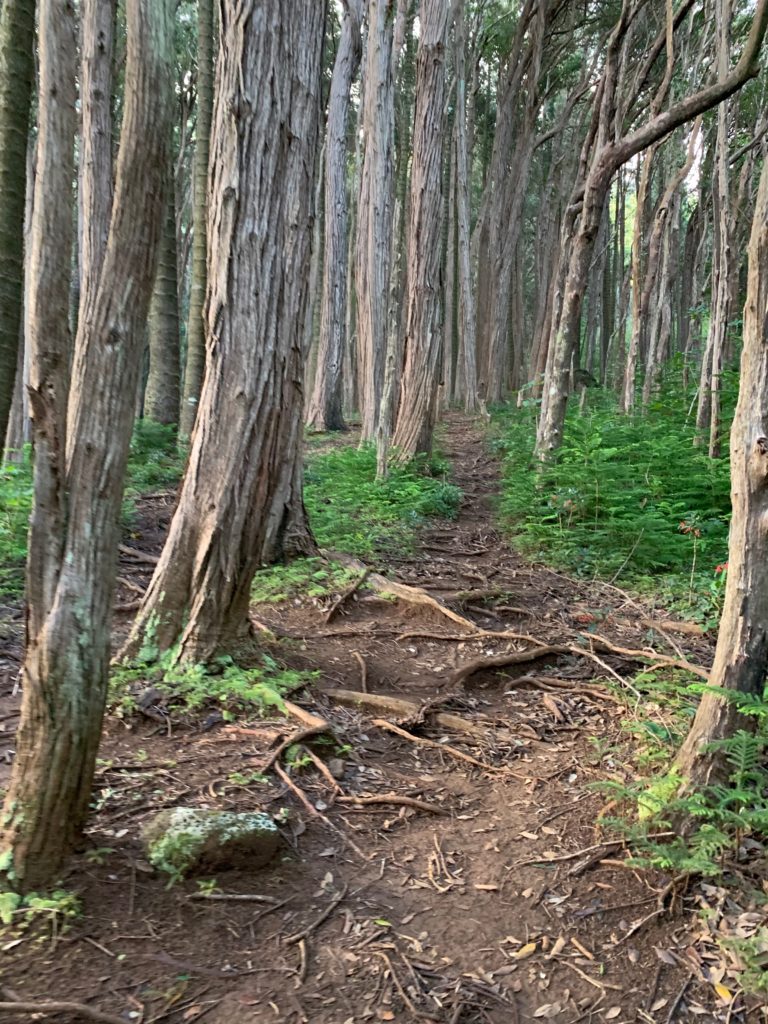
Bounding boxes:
[0,0,35,451]
[305,0,362,433]
[146,176,181,426]
[179,0,214,439]
[390,0,448,459]
[674,148,768,788]
[124,0,325,665]
[354,0,399,442]
[0,0,172,891]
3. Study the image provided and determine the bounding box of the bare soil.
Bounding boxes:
[0,414,758,1024]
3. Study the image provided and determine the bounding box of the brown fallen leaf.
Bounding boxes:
[605,1008,622,1020]
[513,941,537,960]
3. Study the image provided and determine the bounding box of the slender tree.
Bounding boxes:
[179,0,213,438]
[0,0,36,451]
[673,145,768,791]
[306,0,362,433]
[145,178,181,426]
[390,0,449,459]
[0,0,172,890]
[124,0,325,665]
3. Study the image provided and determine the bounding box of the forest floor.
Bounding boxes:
[0,414,758,1024]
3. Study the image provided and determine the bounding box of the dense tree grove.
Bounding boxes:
[2,3,768,1010]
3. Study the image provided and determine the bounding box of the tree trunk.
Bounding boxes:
[0,0,35,451]
[145,175,181,426]
[673,146,768,789]
[354,0,400,442]
[179,0,213,439]
[455,0,478,412]
[305,0,362,433]
[124,1,325,665]
[0,0,172,891]
[390,0,448,459]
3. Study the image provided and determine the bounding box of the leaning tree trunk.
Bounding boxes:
[305,0,362,433]
[179,0,213,438]
[124,1,325,665]
[534,0,768,460]
[145,173,181,426]
[673,147,768,790]
[390,0,448,459]
[0,0,36,451]
[0,0,172,891]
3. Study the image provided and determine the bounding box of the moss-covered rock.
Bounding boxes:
[143,807,279,881]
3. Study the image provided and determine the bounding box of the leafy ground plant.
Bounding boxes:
[304,444,461,559]
[251,557,361,604]
[494,365,735,622]
[111,650,315,722]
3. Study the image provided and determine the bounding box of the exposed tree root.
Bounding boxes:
[324,687,493,740]
[324,569,370,623]
[0,1002,126,1024]
[260,700,332,771]
[337,792,450,815]
[371,718,496,772]
[584,633,709,679]
[447,647,571,689]
[118,543,159,565]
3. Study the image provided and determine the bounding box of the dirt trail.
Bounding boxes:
[0,414,723,1024]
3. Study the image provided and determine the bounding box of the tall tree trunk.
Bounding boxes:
[306,0,362,433]
[354,0,400,442]
[0,0,172,891]
[145,176,181,426]
[390,0,448,459]
[455,0,478,412]
[0,0,36,451]
[124,0,325,665]
[179,0,213,439]
[673,147,768,790]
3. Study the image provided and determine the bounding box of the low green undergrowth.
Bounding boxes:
[110,650,314,721]
[251,557,361,604]
[304,444,461,559]
[0,420,187,599]
[591,669,768,995]
[494,367,734,622]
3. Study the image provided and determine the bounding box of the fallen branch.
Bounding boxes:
[324,570,369,623]
[511,831,676,868]
[0,1002,126,1024]
[584,633,709,680]
[372,718,495,772]
[116,575,146,595]
[337,792,450,815]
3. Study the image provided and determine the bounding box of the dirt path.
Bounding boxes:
[0,415,724,1023]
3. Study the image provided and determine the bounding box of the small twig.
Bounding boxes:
[556,959,623,991]
[510,833,675,868]
[324,570,369,623]
[0,1001,127,1024]
[352,650,368,693]
[584,633,709,680]
[302,745,343,795]
[372,718,495,772]
[285,884,349,945]
[187,892,281,904]
[274,763,321,818]
[337,792,450,815]
[665,975,692,1024]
